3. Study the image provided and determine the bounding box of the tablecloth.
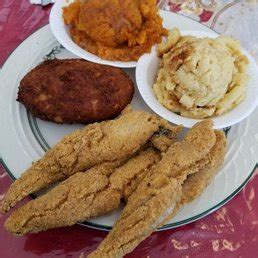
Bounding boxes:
[0,1,258,257]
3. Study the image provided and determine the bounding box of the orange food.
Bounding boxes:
[63,0,168,61]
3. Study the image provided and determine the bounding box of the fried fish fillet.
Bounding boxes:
[1,109,166,214]
[160,130,227,227]
[181,130,227,204]
[4,149,158,235]
[4,125,183,235]
[88,120,221,258]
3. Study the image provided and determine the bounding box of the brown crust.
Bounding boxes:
[17,59,134,124]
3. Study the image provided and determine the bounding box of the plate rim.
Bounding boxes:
[0,18,257,231]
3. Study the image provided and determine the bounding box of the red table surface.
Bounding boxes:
[0,1,258,257]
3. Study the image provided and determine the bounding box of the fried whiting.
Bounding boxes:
[4,126,182,235]
[1,109,172,214]
[88,121,227,258]
[3,111,227,258]
[181,130,227,204]
[4,149,158,235]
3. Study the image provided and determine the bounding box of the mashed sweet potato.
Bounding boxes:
[63,0,167,61]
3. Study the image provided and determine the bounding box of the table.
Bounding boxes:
[0,1,258,257]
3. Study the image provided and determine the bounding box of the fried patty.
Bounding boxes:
[17,59,134,123]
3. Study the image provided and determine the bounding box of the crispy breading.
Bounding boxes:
[90,178,182,258]
[3,117,227,255]
[153,119,216,179]
[4,170,116,235]
[181,130,227,204]
[159,130,227,227]
[150,123,183,152]
[4,149,159,235]
[1,110,164,214]
[4,124,183,235]
[88,120,217,258]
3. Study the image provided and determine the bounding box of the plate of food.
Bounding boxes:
[50,0,168,67]
[136,28,258,128]
[0,8,257,258]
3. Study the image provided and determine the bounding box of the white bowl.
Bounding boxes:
[49,0,137,68]
[136,30,258,129]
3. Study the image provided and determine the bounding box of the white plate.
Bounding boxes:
[136,30,258,129]
[50,0,137,68]
[0,12,257,231]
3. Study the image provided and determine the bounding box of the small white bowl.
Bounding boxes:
[49,0,137,68]
[136,30,258,129]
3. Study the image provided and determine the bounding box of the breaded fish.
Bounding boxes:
[181,130,227,204]
[88,120,219,258]
[4,149,158,235]
[4,125,183,235]
[161,130,227,227]
[1,109,166,214]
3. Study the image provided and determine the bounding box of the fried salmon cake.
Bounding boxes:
[17,59,134,123]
